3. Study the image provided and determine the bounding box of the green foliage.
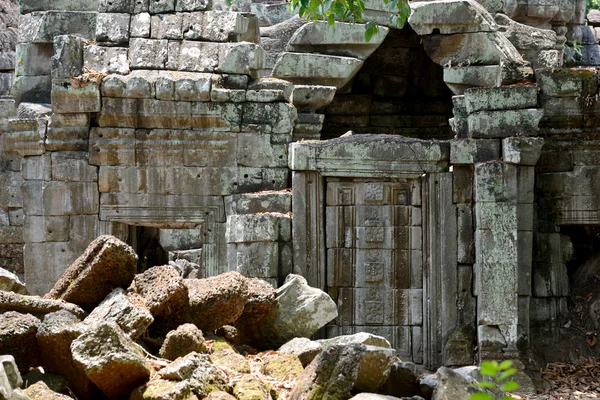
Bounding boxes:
[287,0,411,41]
[588,0,600,12]
[469,360,520,400]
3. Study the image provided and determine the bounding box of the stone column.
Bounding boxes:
[474,138,543,360]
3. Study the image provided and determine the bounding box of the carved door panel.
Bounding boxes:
[325,180,424,362]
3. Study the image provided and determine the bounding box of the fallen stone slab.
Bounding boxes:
[0,312,40,373]
[0,291,85,319]
[71,321,153,400]
[317,332,392,348]
[23,381,72,399]
[82,288,154,340]
[278,337,323,367]
[36,310,102,400]
[0,268,27,295]
[289,343,364,400]
[181,271,249,332]
[159,323,208,361]
[431,367,478,400]
[129,264,188,318]
[355,345,398,393]
[233,277,276,338]
[46,235,138,310]
[380,361,427,398]
[233,375,270,400]
[256,274,338,348]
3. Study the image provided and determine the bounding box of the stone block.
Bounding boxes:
[20,0,98,12]
[149,0,175,13]
[246,78,293,103]
[130,38,167,69]
[502,137,544,166]
[533,261,570,297]
[422,31,510,67]
[52,35,84,79]
[536,68,585,97]
[18,12,97,44]
[287,21,388,60]
[155,71,211,101]
[474,162,517,203]
[181,130,236,167]
[97,97,139,128]
[151,14,183,40]
[46,113,90,152]
[178,41,264,75]
[135,128,184,166]
[41,182,99,216]
[464,85,538,113]
[468,109,544,138]
[202,11,250,42]
[131,13,151,38]
[99,0,135,13]
[166,41,181,70]
[101,71,158,99]
[22,154,51,181]
[51,152,97,182]
[0,171,23,210]
[408,0,497,35]
[450,139,501,165]
[539,96,583,129]
[83,45,129,75]
[177,0,211,11]
[272,52,363,89]
[51,80,101,113]
[227,242,279,278]
[12,75,52,104]
[453,165,473,204]
[96,13,131,45]
[4,119,47,157]
[0,74,14,97]
[242,102,296,134]
[226,214,289,243]
[24,216,69,243]
[292,85,336,112]
[191,102,242,131]
[89,127,136,165]
[443,65,501,95]
[14,43,53,77]
[236,133,287,167]
[137,99,191,129]
[0,227,24,244]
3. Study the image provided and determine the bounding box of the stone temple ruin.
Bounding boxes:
[1,0,600,371]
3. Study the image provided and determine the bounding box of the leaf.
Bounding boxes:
[500,381,520,392]
[469,392,494,400]
[498,368,518,381]
[327,13,335,25]
[481,361,499,377]
[499,360,514,371]
[473,381,495,389]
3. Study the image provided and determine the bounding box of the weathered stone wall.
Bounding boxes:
[320,27,454,140]
[0,0,18,95]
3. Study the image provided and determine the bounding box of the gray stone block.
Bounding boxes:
[14,43,53,77]
[242,102,296,134]
[51,80,101,113]
[149,0,175,13]
[224,191,291,215]
[155,71,211,101]
[83,45,129,75]
[464,85,538,113]
[46,113,90,152]
[502,137,544,166]
[176,0,211,11]
[130,13,151,38]
[21,154,51,181]
[96,13,131,45]
[129,38,167,69]
[41,182,99,216]
[468,109,544,138]
[457,204,474,264]
[24,216,69,243]
[474,162,517,203]
[12,75,52,105]
[4,119,47,157]
[98,0,134,13]
[101,71,158,99]
[227,242,279,278]
[96,98,139,128]
[151,14,183,39]
[51,152,98,182]
[0,74,14,97]
[443,65,501,95]
[52,35,84,79]
[19,0,99,13]
[450,139,501,165]
[18,12,97,44]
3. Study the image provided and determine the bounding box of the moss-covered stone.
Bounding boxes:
[262,353,304,381]
[233,375,270,400]
[210,349,251,373]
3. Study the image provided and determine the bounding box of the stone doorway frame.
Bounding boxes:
[289,135,456,368]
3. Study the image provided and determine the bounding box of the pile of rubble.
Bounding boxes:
[0,235,519,400]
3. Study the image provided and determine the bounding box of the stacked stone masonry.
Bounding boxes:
[0,0,599,371]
